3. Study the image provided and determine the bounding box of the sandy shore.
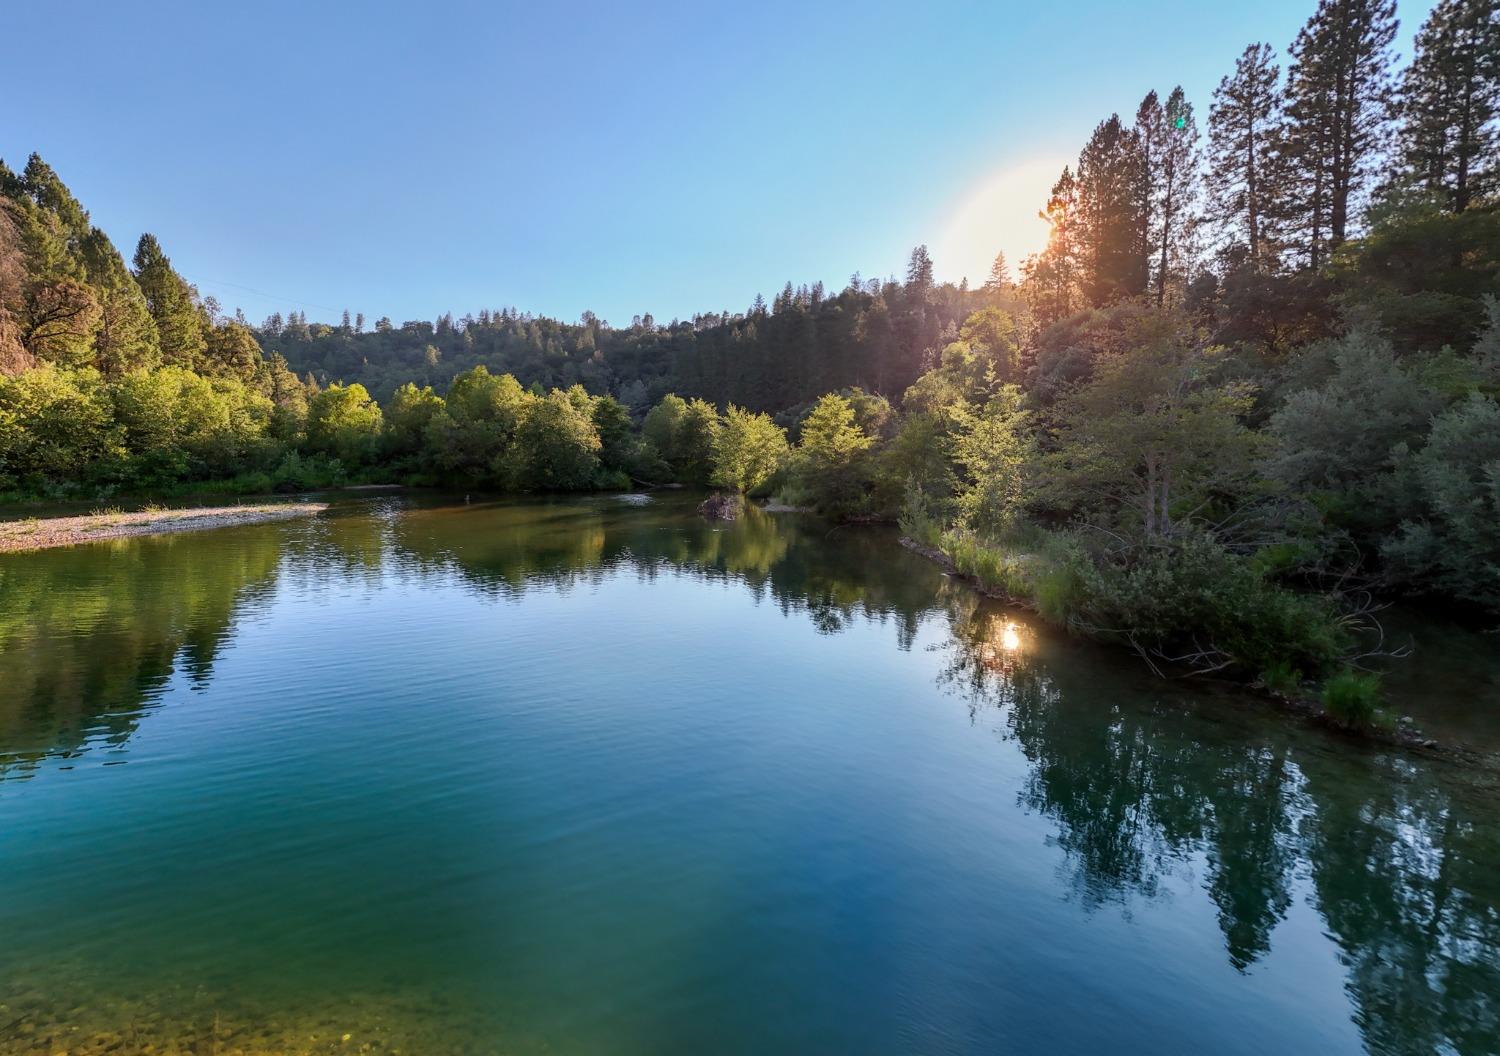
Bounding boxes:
[0,502,329,553]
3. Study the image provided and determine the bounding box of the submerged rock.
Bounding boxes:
[698,493,743,521]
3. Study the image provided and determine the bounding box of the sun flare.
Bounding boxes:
[933,157,1068,286]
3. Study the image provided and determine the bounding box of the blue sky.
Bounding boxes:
[6,0,1433,327]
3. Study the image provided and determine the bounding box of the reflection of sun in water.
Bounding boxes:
[976,617,1027,672]
[933,157,1069,285]
[1000,621,1022,653]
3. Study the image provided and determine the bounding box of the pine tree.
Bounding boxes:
[1398,0,1500,212]
[1153,87,1201,305]
[133,233,206,369]
[1023,167,1081,324]
[1076,115,1148,305]
[81,228,160,375]
[1209,44,1282,268]
[1280,0,1398,267]
[984,253,1011,293]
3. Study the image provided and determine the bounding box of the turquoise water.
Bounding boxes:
[1,495,1497,1055]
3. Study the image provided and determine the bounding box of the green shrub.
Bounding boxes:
[1321,669,1389,729]
[1257,659,1304,695]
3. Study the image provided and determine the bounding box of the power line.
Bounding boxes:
[195,277,346,316]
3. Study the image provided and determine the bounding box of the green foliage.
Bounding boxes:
[1321,669,1389,729]
[132,234,206,370]
[950,386,1033,531]
[508,390,601,491]
[306,383,382,467]
[783,394,874,518]
[0,364,120,490]
[1258,659,1304,696]
[1041,312,1259,539]
[711,405,788,493]
[1383,393,1500,608]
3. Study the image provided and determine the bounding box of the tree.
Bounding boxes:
[590,394,634,472]
[0,204,26,375]
[786,393,874,516]
[1279,0,1398,267]
[1267,327,1448,534]
[983,253,1012,294]
[1024,167,1082,324]
[306,382,382,465]
[951,386,1035,531]
[509,389,600,491]
[133,234,206,369]
[1209,44,1283,269]
[1397,0,1500,212]
[80,228,159,376]
[425,365,528,481]
[204,322,264,382]
[711,405,788,493]
[1076,115,1148,305]
[22,277,99,365]
[383,381,445,461]
[1042,313,1259,539]
[1151,87,1201,305]
[0,364,121,489]
[1384,393,1500,607]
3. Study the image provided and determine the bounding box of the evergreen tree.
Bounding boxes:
[1398,0,1500,212]
[133,233,207,369]
[1209,44,1283,268]
[1076,115,1148,305]
[1024,167,1081,324]
[1152,87,1201,305]
[1279,0,1398,267]
[80,228,160,375]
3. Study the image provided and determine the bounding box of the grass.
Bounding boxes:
[1321,669,1392,730]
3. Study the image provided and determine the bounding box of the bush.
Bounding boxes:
[1321,669,1388,729]
[1257,659,1304,695]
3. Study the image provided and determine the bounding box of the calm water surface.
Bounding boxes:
[1,495,1498,1055]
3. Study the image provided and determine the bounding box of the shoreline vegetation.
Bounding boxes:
[0,501,326,553]
[892,530,1454,752]
[3,0,1498,744]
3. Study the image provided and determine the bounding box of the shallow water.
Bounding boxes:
[1,495,1497,1055]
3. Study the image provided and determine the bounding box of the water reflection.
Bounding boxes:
[1,495,1497,1055]
[939,606,1500,1054]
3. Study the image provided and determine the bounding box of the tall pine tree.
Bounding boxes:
[1398,0,1499,212]
[133,233,206,369]
[1076,115,1148,305]
[1279,0,1398,267]
[1209,44,1282,268]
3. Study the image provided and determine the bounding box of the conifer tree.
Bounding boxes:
[1152,87,1201,305]
[81,228,160,375]
[1279,0,1398,267]
[1024,167,1081,324]
[1209,44,1282,268]
[1398,0,1499,212]
[133,233,207,369]
[1076,115,1148,304]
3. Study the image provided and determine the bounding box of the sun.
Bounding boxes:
[932,157,1068,286]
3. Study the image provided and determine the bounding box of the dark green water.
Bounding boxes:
[1,495,1498,1056]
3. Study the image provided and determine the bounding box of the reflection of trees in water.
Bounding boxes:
[940,605,1500,1055]
[382,498,943,649]
[0,528,284,778]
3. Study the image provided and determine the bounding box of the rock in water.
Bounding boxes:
[698,493,743,521]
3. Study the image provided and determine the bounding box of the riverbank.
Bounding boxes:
[897,533,1470,757]
[0,502,328,553]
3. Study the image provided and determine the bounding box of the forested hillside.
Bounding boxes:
[2,0,1497,714]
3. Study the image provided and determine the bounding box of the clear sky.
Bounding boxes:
[5,0,1435,327]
